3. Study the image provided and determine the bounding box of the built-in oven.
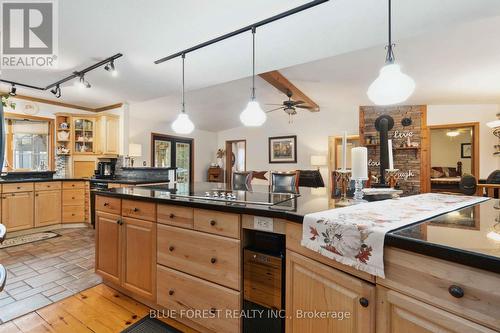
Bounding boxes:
[243,229,285,333]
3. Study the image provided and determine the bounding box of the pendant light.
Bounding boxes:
[172,53,195,134]
[240,27,267,127]
[367,0,415,105]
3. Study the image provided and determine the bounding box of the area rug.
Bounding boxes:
[121,316,183,333]
[0,231,60,249]
[301,193,489,278]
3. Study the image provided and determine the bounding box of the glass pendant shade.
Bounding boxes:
[367,63,415,105]
[240,100,267,127]
[171,113,194,134]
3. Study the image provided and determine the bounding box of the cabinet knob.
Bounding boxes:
[210,257,217,264]
[448,285,464,298]
[116,220,121,225]
[359,298,369,307]
[210,220,216,226]
[133,207,139,212]
[72,213,75,216]
[169,213,175,219]
[16,186,21,189]
[103,202,109,206]
[169,246,175,252]
[168,289,175,296]
[35,194,39,197]
[72,197,75,200]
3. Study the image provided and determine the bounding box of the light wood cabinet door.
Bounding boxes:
[95,211,121,285]
[121,217,156,301]
[376,286,496,333]
[2,192,34,232]
[35,190,61,227]
[286,250,375,333]
[105,116,119,154]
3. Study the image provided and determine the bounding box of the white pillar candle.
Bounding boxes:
[342,131,347,170]
[388,139,394,170]
[351,147,368,179]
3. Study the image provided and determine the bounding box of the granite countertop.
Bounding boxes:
[0,177,89,183]
[94,182,500,274]
[89,178,170,185]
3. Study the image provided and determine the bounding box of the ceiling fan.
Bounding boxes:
[266,90,315,123]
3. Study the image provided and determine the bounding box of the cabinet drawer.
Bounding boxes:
[62,181,85,189]
[380,247,500,331]
[3,182,34,193]
[35,181,62,191]
[193,209,240,239]
[157,265,240,333]
[122,199,156,222]
[95,195,121,215]
[157,204,193,229]
[62,189,85,205]
[157,224,240,290]
[63,205,85,223]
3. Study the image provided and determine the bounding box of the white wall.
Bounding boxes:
[427,104,499,179]
[217,104,500,183]
[430,128,472,174]
[128,103,217,182]
[216,105,360,183]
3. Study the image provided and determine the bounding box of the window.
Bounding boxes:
[5,116,54,171]
[151,133,193,184]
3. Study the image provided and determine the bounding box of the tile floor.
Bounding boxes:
[0,227,101,323]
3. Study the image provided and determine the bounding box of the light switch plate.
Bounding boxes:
[253,216,274,232]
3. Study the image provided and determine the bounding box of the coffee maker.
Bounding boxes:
[94,159,116,179]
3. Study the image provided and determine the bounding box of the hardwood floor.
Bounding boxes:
[0,284,198,333]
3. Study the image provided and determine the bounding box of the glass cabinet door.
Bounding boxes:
[74,118,95,153]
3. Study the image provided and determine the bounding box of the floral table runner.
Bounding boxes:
[301,193,489,278]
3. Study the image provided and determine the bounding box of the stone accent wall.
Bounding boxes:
[359,105,426,195]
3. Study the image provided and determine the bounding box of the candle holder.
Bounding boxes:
[335,169,352,206]
[385,169,400,188]
[353,178,368,202]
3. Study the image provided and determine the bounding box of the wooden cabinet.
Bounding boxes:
[97,115,119,155]
[193,209,240,239]
[122,217,156,301]
[73,117,96,154]
[95,197,157,302]
[95,211,121,285]
[2,192,34,232]
[376,286,496,333]
[35,190,61,227]
[62,182,86,223]
[207,167,224,182]
[286,250,375,333]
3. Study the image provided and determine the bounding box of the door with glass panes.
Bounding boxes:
[151,133,193,184]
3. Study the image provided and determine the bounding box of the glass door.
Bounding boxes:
[74,118,95,154]
[151,134,193,184]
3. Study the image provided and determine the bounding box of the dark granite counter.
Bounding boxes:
[89,178,169,185]
[94,182,500,274]
[0,177,89,183]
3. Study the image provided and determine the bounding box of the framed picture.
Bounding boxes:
[461,143,471,158]
[269,135,297,163]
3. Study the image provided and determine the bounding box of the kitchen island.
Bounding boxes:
[94,183,500,333]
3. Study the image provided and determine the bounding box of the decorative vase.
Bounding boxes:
[217,157,223,168]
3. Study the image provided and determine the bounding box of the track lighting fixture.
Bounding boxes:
[9,84,16,96]
[104,60,118,77]
[367,0,415,105]
[75,75,91,89]
[50,85,61,98]
[240,27,266,127]
[172,54,195,134]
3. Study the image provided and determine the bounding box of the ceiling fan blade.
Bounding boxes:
[292,100,305,105]
[266,107,284,113]
[295,105,314,109]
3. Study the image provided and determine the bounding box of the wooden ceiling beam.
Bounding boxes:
[1,92,123,112]
[258,70,320,112]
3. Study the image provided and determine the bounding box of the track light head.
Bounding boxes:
[50,85,61,98]
[9,84,16,96]
[104,60,117,77]
[75,75,91,89]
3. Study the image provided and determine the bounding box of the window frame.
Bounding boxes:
[5,113,55,172]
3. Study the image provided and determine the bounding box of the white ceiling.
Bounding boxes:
[2,0,500,109]
[131,14,500,132]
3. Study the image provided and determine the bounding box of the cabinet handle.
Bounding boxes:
[210,220,216,226]
[133,207,139,212]
[72,213,75,216]
[359,298,369,307]
[448,285,464,298]
[168,289,175,296]
[169,246,175,252]
[103,202,109,206]
[169,213,175,219]
[210,257,217,264]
